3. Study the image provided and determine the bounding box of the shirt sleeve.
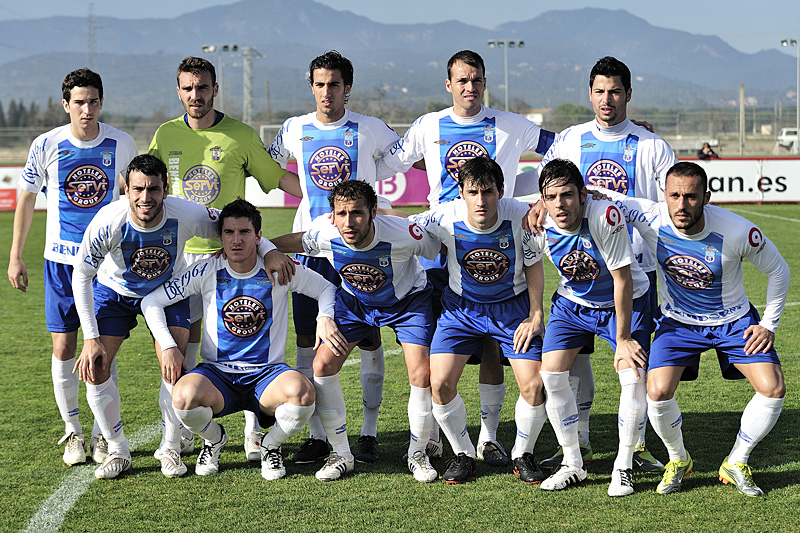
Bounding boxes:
[245,128,284,194]
[591,201,634,271]
[266,119,292,169]
[19,134,48,192]
[376,116,424,178]
[288,263,336,319]
[740,227,791,331]
[651,139,679,190]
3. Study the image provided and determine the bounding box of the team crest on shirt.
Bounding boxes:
[702,245,718,263]
[340,263,387,293]
[100,149,113,167]
[664,254,714,289]
[182,165,221,205]
[308,146,352,190]
[585,159,629,194]
[129,247,171,280]
[559,251,600,282]
[497,233,511,249]
[579,231,593,250]
[463,249,510,283]
[482,125,495,143]
[161,230,174,246]
[343,128,356,147]
[222,296,268,337]
[377,254,390,267]
[64,165,109,208]
[210,146,224,162]
[622,144,636,163]
[444,141,489,181]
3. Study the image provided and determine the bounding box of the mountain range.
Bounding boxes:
[0,1,794,118]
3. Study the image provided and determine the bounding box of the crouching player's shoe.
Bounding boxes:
[540,443,593,470]
[95,452,132,479]
[513,453,545,484]
[477,440,510,466]
[656,452,693,495]
[354,435,379,463]
[315,452,354,481]
[293,438,329,463]
[443,453,476,484]
[195,426,228,476]
[59,432,86,466]
[244,432,262,462]
[719,457,764,497]
[160,449,187,478]
[401,435,444,464]
[633,443,665,473]
[608,468,634,497]
[261,445,286,480]
[540,463,587,491]
[408,450,438,483]
[90,434,108,464]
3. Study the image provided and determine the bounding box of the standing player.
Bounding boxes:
[376,50,556,465]
[149,56,296,460]
[413,157,547,484]
[7,69,137,466]
[532,159,651,496]
[72,155,289,478]
[532,57,676,472]
[268,51,400,464]
[142,199,345,480]
[272,180,441,482]
[595,162,789,497]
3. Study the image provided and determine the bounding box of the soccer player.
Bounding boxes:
[412,157,546,484]
[268,51,400,464]
[71,155,289,479]
[376,49,556,466]
[530,56,676,473]
[141,198,345,479]
[271,180,441,482]
[532,159,651,495]
[7,68,137,467]
[594,162,789,497]
[149,56,296,461]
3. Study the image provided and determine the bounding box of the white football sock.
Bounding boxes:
[542,370,581,467]
[430,422,441,443]
[91,358,118,439]
[175,405,220,442]
[158,379,181,452]
[613,368,646,471]
[570,353,594,447]
[86,377,128,455]
[432,393,475,458]
[359,346,384,437]
[262,403,315,449]
[313,374,351,458]
[647,396,687,462]
[477,382,505,445]
[52,355,81,436]
[407,385,433,456]
[511,395,547,459]
[243,410,260,435]
[728,393,784,465]
[184,342,199,370]
[297,346,326,441]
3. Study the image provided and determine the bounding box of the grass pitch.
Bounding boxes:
[1,204,798,532]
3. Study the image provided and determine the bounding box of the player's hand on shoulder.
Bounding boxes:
[743,325,775,355]
[631,119,654,133]
[264,250,296,285]
[314,317,348,358]
[613,337,648,372]
[589,189,610,202]
[7,258,28,292]
[522,199,547,236]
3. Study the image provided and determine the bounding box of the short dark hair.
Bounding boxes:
[62,68,103,102]
[308,50,354,89]
[125,154,168,188]
[589,56,631,94]
[329,180,377,212]
[447,50,485,80]
[457,156,504,192]
[218,197,262,235]
[666,161,708,193]
[177,56,216,86]
[539,158,585,194]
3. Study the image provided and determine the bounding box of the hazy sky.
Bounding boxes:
[0,0,797,55]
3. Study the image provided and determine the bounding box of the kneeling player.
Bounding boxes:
[142,199,344,479]
[531,159,651,496]
[414,157,547,484]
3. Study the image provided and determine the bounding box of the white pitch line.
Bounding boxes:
[341,347,402,367]
[25,423,161,533]
[728,209,800,224]
[755,302,800,309]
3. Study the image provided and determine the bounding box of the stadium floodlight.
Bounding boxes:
[781,38,800,154]
[487,39,525,111]
[201,43,239,112]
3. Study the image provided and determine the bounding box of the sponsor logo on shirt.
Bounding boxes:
[222,296,268,337]
[64,165,109,208]
[559,250,600,282]
[182,165,220,205]
[664,254,714,289]
[130,247,171,280]
[463,249,510,283]
[444,141,488,181]
[340,263,387,293]
[585,159,629,194]
[308,146,352,190]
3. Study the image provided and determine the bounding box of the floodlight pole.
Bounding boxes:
[201,43,239,112]
[487,39,524,112]
[781,38,800,154]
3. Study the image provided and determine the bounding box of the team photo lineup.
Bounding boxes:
[8,46,791,502]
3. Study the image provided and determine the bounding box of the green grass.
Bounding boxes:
[1,204,798,532]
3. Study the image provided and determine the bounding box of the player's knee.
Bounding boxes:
[518,374,544,403]
[171,381,195,410]
[430,374,455,402]
[284,375,316,406]
[646,382,673,402]
[759,380,786,399]
[312,351,339,377]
